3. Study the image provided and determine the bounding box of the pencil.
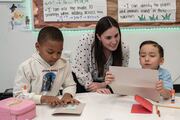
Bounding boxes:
[156,105,161,117]
[156,104,180,109]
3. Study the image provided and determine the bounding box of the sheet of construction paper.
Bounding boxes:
[109,66,160,101]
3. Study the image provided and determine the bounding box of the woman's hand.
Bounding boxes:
[86,82,106,92]
[96,88,111,94]
[105,71,115,85]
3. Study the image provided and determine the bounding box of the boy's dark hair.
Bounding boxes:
[93,16,123,77]
[37,26,64,44]
[139,40,164,58]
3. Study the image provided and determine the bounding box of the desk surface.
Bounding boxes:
[34,93,180,120]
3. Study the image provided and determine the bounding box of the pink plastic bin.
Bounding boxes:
[0,97,36,120]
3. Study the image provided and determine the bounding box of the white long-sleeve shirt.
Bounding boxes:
[13,52,76,104]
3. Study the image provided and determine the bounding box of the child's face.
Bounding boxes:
[36,40,63,66]
[139,44,164,70]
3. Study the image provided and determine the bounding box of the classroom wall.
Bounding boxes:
[0,4,180,92]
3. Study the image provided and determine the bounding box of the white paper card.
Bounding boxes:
[52,103,85,115]
[109,66,160,101]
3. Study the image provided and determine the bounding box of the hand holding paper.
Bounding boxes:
[109,66,160,101]
[105,71,115,85]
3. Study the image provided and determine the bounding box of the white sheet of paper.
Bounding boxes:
[52,103,85,115]
[109,66,160,102]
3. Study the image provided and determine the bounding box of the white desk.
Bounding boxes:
[34,93,180,120]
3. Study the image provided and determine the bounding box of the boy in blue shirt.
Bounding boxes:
[99,40,173,99]
[139,40,173,99]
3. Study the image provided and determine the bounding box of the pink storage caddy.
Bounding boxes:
[0,97,36,120]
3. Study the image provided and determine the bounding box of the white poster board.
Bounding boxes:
[43,0,107,22]
[118,0,176,22]
[0,0,22,1]
[109,66,160,101]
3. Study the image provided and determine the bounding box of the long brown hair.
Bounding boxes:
[92,16,123,77]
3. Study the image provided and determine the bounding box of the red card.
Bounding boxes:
[131,104,152,114]
[131,95,153,114]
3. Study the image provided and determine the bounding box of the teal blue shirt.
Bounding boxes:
[159,67,173,90]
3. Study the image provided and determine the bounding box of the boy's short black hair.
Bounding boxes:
[139,40,164,58]
[37,26,64,44]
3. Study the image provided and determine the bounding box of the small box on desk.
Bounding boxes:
[0,97,36,120]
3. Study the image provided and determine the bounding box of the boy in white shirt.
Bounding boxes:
[13,26,79,106]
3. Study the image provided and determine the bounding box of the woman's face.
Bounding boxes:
[97,26,120,53]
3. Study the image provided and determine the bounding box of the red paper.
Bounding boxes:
[131,104,152,114]
[131,95,153,114]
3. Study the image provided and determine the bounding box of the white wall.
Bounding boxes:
[0,4,180,92]
[123,30,180,85]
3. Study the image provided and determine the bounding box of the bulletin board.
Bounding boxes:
[33,0,117,28]
[118,0,180,27]
[33,0,180,28]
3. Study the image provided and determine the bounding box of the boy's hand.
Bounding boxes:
[156,80,164,93]
[41,96,61,106]
[156,80,171,99]
[60,93,80,105]
[105,71,114,85]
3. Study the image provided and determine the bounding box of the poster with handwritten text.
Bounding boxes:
[118,0,176,22]
[43,0,107,22]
